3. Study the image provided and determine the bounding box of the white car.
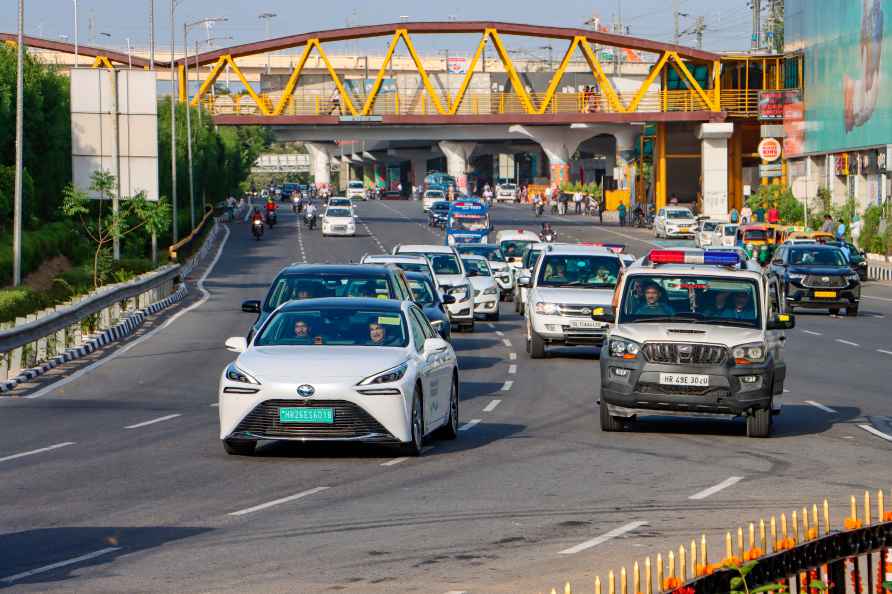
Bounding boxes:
[460,255,501,321]
[321,206,356,236]
[393,244,476,332]
[361,254,442,294]
[327,197,353,210]
[520,244,622,358]
[513,243,545,315]
[496,183,517,203]
[219,298,459,456]
[654,207,698,239]
[696,220,724,248]
[717,223,740,247]
[346,180,365,200]
[455,244,513,300]
[422,189,446,212]
[495,229,541,268]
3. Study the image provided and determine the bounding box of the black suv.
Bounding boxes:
[428,201,450,228]
[768,244,861,316]
[242,264,414,339]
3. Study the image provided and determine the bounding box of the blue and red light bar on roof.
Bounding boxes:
[649,249,740,266]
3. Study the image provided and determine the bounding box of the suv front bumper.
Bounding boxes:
[530,313,609,346]
[599,356,780,418]
[785,282,860,310]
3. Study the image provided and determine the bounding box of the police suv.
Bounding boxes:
[595,248,794,438]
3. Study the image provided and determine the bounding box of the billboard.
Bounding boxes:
[786,0,891,156]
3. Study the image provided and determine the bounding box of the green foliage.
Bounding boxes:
[727,560,786,594]
[857,205,885,253]
[746,185,804,225]
[0,222,83,285]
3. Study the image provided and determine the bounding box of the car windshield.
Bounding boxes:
[667,210,694,219]
[348,182,364,189]
[255,308,409,347]
[458,246,505,262]
[263,273,392,312]
[462,259,492,276]
[394,262,431,274]
[326,208,352,218]
[536,255,621,288]
[702,222,719,231]
[723,225,738,236]
[500,184,516,190]
[450,215,489,231]
[408,279,437,305]
[789,248,847,266]
[425,191,444,199]
[500,240,536,260]
[743,229,768,241]
[524,248,543,269]
[619,275,761,329]
[402,252,461,275]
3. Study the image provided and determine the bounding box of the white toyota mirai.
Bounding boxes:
[219,298,459,456]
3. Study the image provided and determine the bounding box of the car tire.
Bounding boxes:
[401,388,424,456]
[599,399,624,432]
[746,407,772,438]
[846,305,859,317]
[530,328,546,359]
[222,438,256,456]
[434,376,459,440]
[829,307,840,316]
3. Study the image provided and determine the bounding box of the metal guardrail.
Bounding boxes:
[867,255,892,282]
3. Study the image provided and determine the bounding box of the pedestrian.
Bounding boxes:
[669,193,679,205]
[574,190,583,214]
[767,205,779,224]
[820,214,835,233]
[618,202,627,227]
[328,89,340,115]
[740,204,752,224]
[730,207,739,224]
[754,205,765,222]
[836,221,846,241]
[597,199,603,224]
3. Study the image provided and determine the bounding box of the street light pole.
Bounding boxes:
[126,37,132,68]
[148,0,155,69]
[183,23,195,230]
[13,0,24,286]
[169,0,178,242]
[258,12,277,75]
[73,0,79,66]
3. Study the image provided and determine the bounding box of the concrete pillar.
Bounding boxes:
[339,158,349,192]
[438,141,476,193]
[306,142,333,190]
[697,123,734,219]
[613,129,638,191]
[509,126,595,188]
[411,157,429,188]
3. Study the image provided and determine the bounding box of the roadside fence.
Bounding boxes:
[866,254,892,282]
[544,489,892,594]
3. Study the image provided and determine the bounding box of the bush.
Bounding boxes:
[746,185,804,224]
[0,287,51,323]
[857,205,885,253]
[0,222,84,286]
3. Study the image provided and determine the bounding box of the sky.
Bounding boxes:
[0,0,758,56]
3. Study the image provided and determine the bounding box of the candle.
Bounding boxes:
[679,546,686,581]
[656,554,663,591]
[770,516,777,551]
[634,561,640,594]
[725,532,732,560]
[851,495,857,521]
[823,499,830,533]
[781,513,788,539]
[609,570,616,594]
[878,490,884,521]
[596,576,602,594]
[621,567,628,594]
[690,540,697,574]
[812,504,819,533]
[802,507,809,536]
[759,519,766,550]
[748,523,755,549]
[700,534,708,566]
[792,511,799,542]
[668,552,675,577]
[645,557,652,594]
[864,491,871,525]
[737,527,744,559]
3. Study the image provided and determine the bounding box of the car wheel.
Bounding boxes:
[829,307,840,316]
[401,388,424,456]
[599,399,624,432]
[530,328,546,359]
[514,298,521,313]
[434,376,459,440]
[746,407,772,438]
[846,305,859,317]
[222,438,256,456]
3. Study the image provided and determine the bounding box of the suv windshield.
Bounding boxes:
[701,221,719,231]
[264,273,392,311]
[536,255,621,288]
[667,210,694,219]
[255,307,408,347]
[432,202,450,213]
[458,246,505,262]
[500,240,536,260]
[348,182,364,189]
[723,225,738,236]
[789,247,847,266]
[462,259,492,276]
[619,275,762,329]
[326,208,352,218]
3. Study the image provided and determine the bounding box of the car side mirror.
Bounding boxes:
[591,306,615,324]
[241,300,261,314]
[442,294,456,304]
[771,259,784,266]
[767,313,795,331]
[517,275,531,288]
[225,336,248,353]
[424,336,449,354]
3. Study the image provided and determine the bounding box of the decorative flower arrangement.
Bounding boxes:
[662,576,682,591]
[805,527,819,540]
[843,517,863,530]
[743,547,764,561]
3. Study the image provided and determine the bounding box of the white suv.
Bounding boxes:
[595,248,794,437]
[393,244,476,332]
[519,244,622,358]
[654,207,697,239]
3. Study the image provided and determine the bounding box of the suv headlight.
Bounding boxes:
[534,302,560,315]
[732,342,766,365]
[225,363,261,385]
[787,273,806,281]
[483,287,498,295]
[358,362,409,386]
[608,337,641,359]
[846,272,860,281]
[448,286,469,301]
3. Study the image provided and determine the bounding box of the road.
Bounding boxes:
[2,200,891,594]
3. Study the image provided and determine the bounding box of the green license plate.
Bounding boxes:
[279,407,334,424]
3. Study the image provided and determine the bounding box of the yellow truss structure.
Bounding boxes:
[185,28,723,116]
[90,55,115,70]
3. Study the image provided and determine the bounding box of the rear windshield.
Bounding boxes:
[256,308,408,347]
[723,226,738,236]
[264,273,392,311]
[701,222,719,231]
[500,240,536,260]
[401,252,462,275]
[408,279,437,306]
[743,230,768,241]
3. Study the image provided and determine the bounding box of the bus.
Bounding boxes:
[425,172,457,196]
[446,199,491,246]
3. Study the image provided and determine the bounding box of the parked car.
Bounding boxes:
[654,207,697,239]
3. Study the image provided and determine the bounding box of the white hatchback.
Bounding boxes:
[422,190,446,212]
[321,206,356,236]
[460,255,501,321]
[220,298,459,456]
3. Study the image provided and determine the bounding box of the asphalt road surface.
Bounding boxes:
[2,201,891,594]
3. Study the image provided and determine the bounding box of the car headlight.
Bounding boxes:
[448,286,469,301]
[225,363,261,385]
[608,337,641,359]
[787,273,806,280]
[483,287,498,295]
[358,362,409,386]
[534,302,560,315]
[732,342,766,365]
[430,320,444,330]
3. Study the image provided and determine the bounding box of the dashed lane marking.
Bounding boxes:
[483,399,501,412]
[123,414,182,430]
[458,419,482,431]
[803,330,822,336]
[381,457,409,467]
[835,339,860,347]
[209,402,219,407]
[508,364,517,374]
[509,352,517,360]
[688,476,744,500]
[862,294,892,302]
[501,380,514,391]
[557,520,648,555]
[502,338,512,347]
[495,330,504,336]
[0,547,122,585]
[0,441,76,464]
[858,424,892,442]
[228,486,330,516]
[878,349,892,356]
[804,400,837,414]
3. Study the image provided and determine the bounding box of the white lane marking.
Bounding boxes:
[0,547,121,584]
[783,388,791,393]
[228,486,330,516]
[558,520,648,555]
[24,224,231,400]
[444,591,469,594]
[495,330,504,336]
[862,294,892,302]
[483,399,501,412]
[878,349,892,356]
[502,338,512,347]
[123,413,182,430]
[487,323,496,329]
[458,419,481,431]
[509,352,517,360]
[836,339,860,347]
[803,330,823,336]
[209,402,219,407]
[688,476,744,500]
[805,400,837,414]
[508,364,517,374]
[381,457,409,467]
[501,380,514,391]
[0,442,75,464]
[858,424,892,442]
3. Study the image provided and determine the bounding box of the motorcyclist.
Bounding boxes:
[265,198,277,225]
[305,201,318,229]
[540,223,556,242]
[251,208,264,225]
[250,208,264,239]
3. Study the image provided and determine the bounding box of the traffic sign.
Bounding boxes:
[758,138,782,162]
[759,163,783,178]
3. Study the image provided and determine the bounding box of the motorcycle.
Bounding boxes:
[292,195,301,213]
[266,210,277,229]
[304,210,317,230]
[535,203,544,217]
[251,218,264,240]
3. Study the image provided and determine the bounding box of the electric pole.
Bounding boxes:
[674,0,680,45]
[751,0,762,51]
[694,16,706,49]
[13,0,24,286]
[149,0,155,68]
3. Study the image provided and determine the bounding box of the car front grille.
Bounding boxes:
[233,399,395,441]
[642,343,727,365]
[556,304,600,318]
[637,383,729,398]
[802,275,846,288]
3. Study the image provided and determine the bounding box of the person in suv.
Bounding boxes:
[596,248,794,437]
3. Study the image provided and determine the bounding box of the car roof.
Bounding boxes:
[456,244,498,250]
[397,244,455,254]
[460,254,488,261]
[278,297,405,312]
[276,264,394,276]
[364,254,428,263]
[541,244,616,256]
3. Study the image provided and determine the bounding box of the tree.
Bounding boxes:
[62,170,171,288]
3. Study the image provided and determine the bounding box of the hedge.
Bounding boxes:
[0,222,89,286]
